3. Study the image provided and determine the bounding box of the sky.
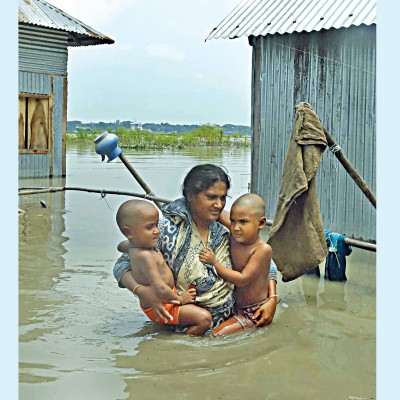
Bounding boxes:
[49,0,252,125]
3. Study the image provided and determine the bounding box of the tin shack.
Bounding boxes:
[18,0,114,178]
[206,0,376,241]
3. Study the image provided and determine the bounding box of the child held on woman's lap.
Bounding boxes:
[116,199,212,336]
[199,193,273,337]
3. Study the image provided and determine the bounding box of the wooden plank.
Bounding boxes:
[28,97,49,150]
[18,97,26,149]
[49,76,54,176]
[18,149,48,154]
[62,76,68,176]
[19,93,50,99]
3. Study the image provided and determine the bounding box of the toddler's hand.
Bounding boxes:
[180,288,196,305]
[199,247,216,265]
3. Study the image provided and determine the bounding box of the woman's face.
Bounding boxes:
[188,181,228,223]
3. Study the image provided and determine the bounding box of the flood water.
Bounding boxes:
[19,146,376,399]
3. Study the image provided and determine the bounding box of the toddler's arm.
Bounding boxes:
[119,271,179,323]
[135,250,192,306]
[199,245,272,287]
[252,280,277,327]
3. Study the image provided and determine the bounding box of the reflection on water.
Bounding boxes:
[19,146,375,399]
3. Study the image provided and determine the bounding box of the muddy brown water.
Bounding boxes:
[19,146,375,399]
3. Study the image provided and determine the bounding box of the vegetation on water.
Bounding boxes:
[67,120,252,135]
[66,125,251,149]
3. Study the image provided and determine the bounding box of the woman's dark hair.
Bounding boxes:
[182,164,231,198]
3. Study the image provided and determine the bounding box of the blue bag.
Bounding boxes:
[324,228,352,281]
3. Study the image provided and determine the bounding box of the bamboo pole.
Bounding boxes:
[19,187,376,252]
[18,186,172,204]
[118,153,163,209]
[344,237,376,252]
[323,127,376,208]
[263,218,375,252]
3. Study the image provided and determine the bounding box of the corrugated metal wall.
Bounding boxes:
[19,24,68,178]
[52,76,64,176]
[19,153,50,178]
[252,25,376,241]
[19,71,51,94]
[19,24,68,75]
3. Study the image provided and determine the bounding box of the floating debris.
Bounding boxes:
[40,200,48,208]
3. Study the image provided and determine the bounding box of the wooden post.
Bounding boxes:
[62,76,68,176]
[323,127,376,209]
[251,37,261,193]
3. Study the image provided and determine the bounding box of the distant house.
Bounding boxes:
[206,0,376,241]
[18,0,114,178]
[130,122,143,131]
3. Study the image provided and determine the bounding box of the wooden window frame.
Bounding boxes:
[18,93,53,155]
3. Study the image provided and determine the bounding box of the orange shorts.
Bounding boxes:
[140,286,181,325]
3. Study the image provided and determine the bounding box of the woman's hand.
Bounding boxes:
[199,247,216,265]
[117,240,130,253]
[252,297,276,327]
[217,210,231,229]
[179,288,196,305]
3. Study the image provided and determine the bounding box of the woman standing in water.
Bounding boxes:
[113,164,277,330]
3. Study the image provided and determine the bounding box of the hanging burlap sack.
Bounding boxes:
[268,102,328,281]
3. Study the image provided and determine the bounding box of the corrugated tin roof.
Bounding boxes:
[18,0,114,46]
[206,0,376,40]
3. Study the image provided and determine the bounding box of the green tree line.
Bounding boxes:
[66,125,251,149]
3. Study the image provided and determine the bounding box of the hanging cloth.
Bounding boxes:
[268,102,328,281]
[324,228,352,281]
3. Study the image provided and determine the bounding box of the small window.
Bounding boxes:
[19,94,50,153]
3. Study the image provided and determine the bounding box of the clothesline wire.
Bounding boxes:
[99,190,113,211]
[268,40,375,76]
